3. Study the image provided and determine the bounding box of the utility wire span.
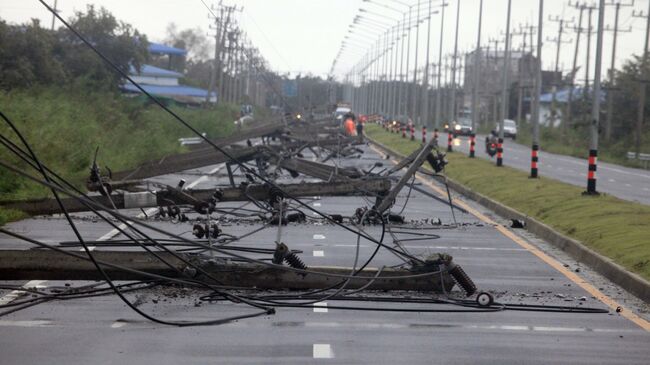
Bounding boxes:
[36,0,422,263]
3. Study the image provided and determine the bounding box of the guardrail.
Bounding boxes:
[626,151,650,169]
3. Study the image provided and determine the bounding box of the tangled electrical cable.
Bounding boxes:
[0,1,612,327]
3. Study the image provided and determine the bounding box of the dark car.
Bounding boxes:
[452,118,473,137]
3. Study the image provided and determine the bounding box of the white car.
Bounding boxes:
[497,119,518,140]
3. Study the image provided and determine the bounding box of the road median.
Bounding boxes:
[366,124,650,303]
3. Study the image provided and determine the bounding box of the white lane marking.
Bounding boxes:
[403,245,526,252]
[111,320,127,328]
[313,234,326,240]
[313,344,333,359]
[625,183,632,187]
[186,175,208,189]
[0,320,52,327]
[313,250,325,257]
[0,280,47,306]
[608,179,616,183]
[331,244,524,252]
[313,202,322,207]
[644,188,649,191]
[313,302,328,313]
[301,321,637,333]
[89,207,159,250]
[186,164,224,189]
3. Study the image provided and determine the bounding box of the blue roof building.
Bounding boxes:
[120,42,216,104]
[148,42,188,56]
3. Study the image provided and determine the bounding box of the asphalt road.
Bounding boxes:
[408,128,650,205]
[0,142,648,364]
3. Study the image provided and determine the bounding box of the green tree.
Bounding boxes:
[0,6,148,91]
[0,19,67,88]
[57,5,149,90]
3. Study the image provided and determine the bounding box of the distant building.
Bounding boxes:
[463,48,564,123]
[536,87,605,127]
[120,42,216,105]
[464,49,537,106]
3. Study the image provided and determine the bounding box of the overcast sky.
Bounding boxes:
[2,0,649,82]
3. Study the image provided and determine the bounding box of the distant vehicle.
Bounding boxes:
[496,119,518,139]
[384,115,409,131]
[452,118,473,137]
[334,106,352,122]
[485,133,498,157]
[240,104,253,118]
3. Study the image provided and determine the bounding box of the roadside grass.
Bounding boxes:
[0,87,240,225]
[366,123,650,282]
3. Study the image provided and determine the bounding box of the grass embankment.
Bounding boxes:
[366,124,650,282]
[0,87,240,225]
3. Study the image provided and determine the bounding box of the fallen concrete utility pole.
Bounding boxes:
[112,144,267,181]
[185,119,286,151]
[376,138,438,213]
[0,250,455,292]
[0,180,391,216]
[110,137,357,182]
[277,158,363,181]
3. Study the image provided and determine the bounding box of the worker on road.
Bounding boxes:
[343,112,356,136]
[356,119,364,143]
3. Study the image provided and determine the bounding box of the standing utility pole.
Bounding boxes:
[207,3,224,104]
[411,2,422,125]
[584,4,597,102]
[548,15,573,127]
[512,24,533,124]
[604,1,634,141]
[50,0,58,30]
[497,0,513,167]
[532,0,544,178]
[633,3,650,158]
[434,2,446,129]
[470,0,484,153]
[422,0,434,128]
[450,0,461,124]
[585,0,606,195]
[567,2,587,127]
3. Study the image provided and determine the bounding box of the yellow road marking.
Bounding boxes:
[370,144,650,331]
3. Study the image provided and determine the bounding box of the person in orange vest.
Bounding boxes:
[343,112,356,136]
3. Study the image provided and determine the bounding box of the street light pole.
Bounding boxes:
[585,0,606,195]
[411,1,422,125]
[434,2,446,129]
[470,0,484,154]
[405,6,413,119]
[422,0,433,128]
[398,11,408,117]
[497,0,513,167]
[531,0,544,178]
[450,0,461,124]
